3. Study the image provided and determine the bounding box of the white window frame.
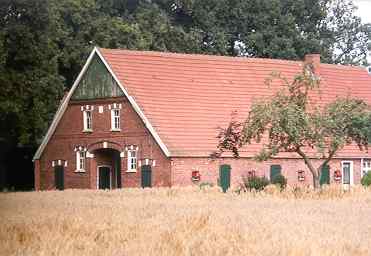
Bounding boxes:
[361,159,371,177]
[75,150,86,172]
[83,110,92,131]
[111,108,121,131]
[127,149,137,172]
[341,161,354,186]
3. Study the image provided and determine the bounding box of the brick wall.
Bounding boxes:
[38,97,171,190]
[170,157,363,188]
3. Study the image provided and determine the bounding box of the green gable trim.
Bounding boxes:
[72,54,124,100]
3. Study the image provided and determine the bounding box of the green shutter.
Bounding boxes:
[141,165,152,188]
[54,166,64,190]
[270,165,281,181]
[72,54,124,100]
[99,167,111,189]
[320,165,330,185]
[219,165,231,193]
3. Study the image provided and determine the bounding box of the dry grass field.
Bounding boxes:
[1,185,371,256]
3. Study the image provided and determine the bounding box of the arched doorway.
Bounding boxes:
[92,148,121,189]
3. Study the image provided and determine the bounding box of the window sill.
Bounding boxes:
[126,169,137,173]
[110,129,121,132]
[75,169,86,173]
[83,129,93,133]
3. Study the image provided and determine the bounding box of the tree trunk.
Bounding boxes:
[296,148,321,190]
[312,171,320,190]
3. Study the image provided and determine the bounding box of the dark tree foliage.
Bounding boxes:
[0,0,64,146]
[0,0,369,150]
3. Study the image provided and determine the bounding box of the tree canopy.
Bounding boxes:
[0,0,370,149]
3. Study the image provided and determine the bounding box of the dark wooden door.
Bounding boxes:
[270,165,282,181]
[219,165,231,193]
[141,165,152,188]
[320,165,330,185]
[99,167,111,189]
[54,166,64,190]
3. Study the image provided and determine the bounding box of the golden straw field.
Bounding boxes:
[1,185,371,256]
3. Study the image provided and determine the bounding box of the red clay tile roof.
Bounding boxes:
[99,48,371,158]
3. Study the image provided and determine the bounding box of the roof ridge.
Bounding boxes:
[320,62,368,72]
[98,47,304,65]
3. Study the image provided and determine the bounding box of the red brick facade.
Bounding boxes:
[36,97,171,190]
[170,157,362,188]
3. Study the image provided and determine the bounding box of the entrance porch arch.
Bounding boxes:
[86,141,124,189]
[87,140,123,153]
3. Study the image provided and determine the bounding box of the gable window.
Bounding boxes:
[76,150,86,172]
[127,149,137,172]
[111,109,120,131]
[362,159,371,177]
[83,110,92,131]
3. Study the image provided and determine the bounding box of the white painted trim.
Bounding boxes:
[33,47,170,160]
[83,110,92,131]
[75,150,86,173]
[341,161,354,186]
[111,108,120,131]
[97,165,112,189]
[127,148,138,172]
[98,106,104,113]
[33,48,97,160]
[86,152,94,158]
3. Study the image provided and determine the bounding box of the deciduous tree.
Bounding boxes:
[217,65,371,189]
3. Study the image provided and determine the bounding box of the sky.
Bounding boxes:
[353,0,371,62]
[354,0,371,24]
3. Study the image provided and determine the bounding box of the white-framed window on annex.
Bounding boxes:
[111,108,120,131]
[75,147,87,172]
[83,110,92,131]
[127,148,138,172]
[362,159,371,177]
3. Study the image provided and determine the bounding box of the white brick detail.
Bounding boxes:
[86,152,94,158]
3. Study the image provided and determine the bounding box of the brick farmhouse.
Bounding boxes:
[33,47,371,191]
